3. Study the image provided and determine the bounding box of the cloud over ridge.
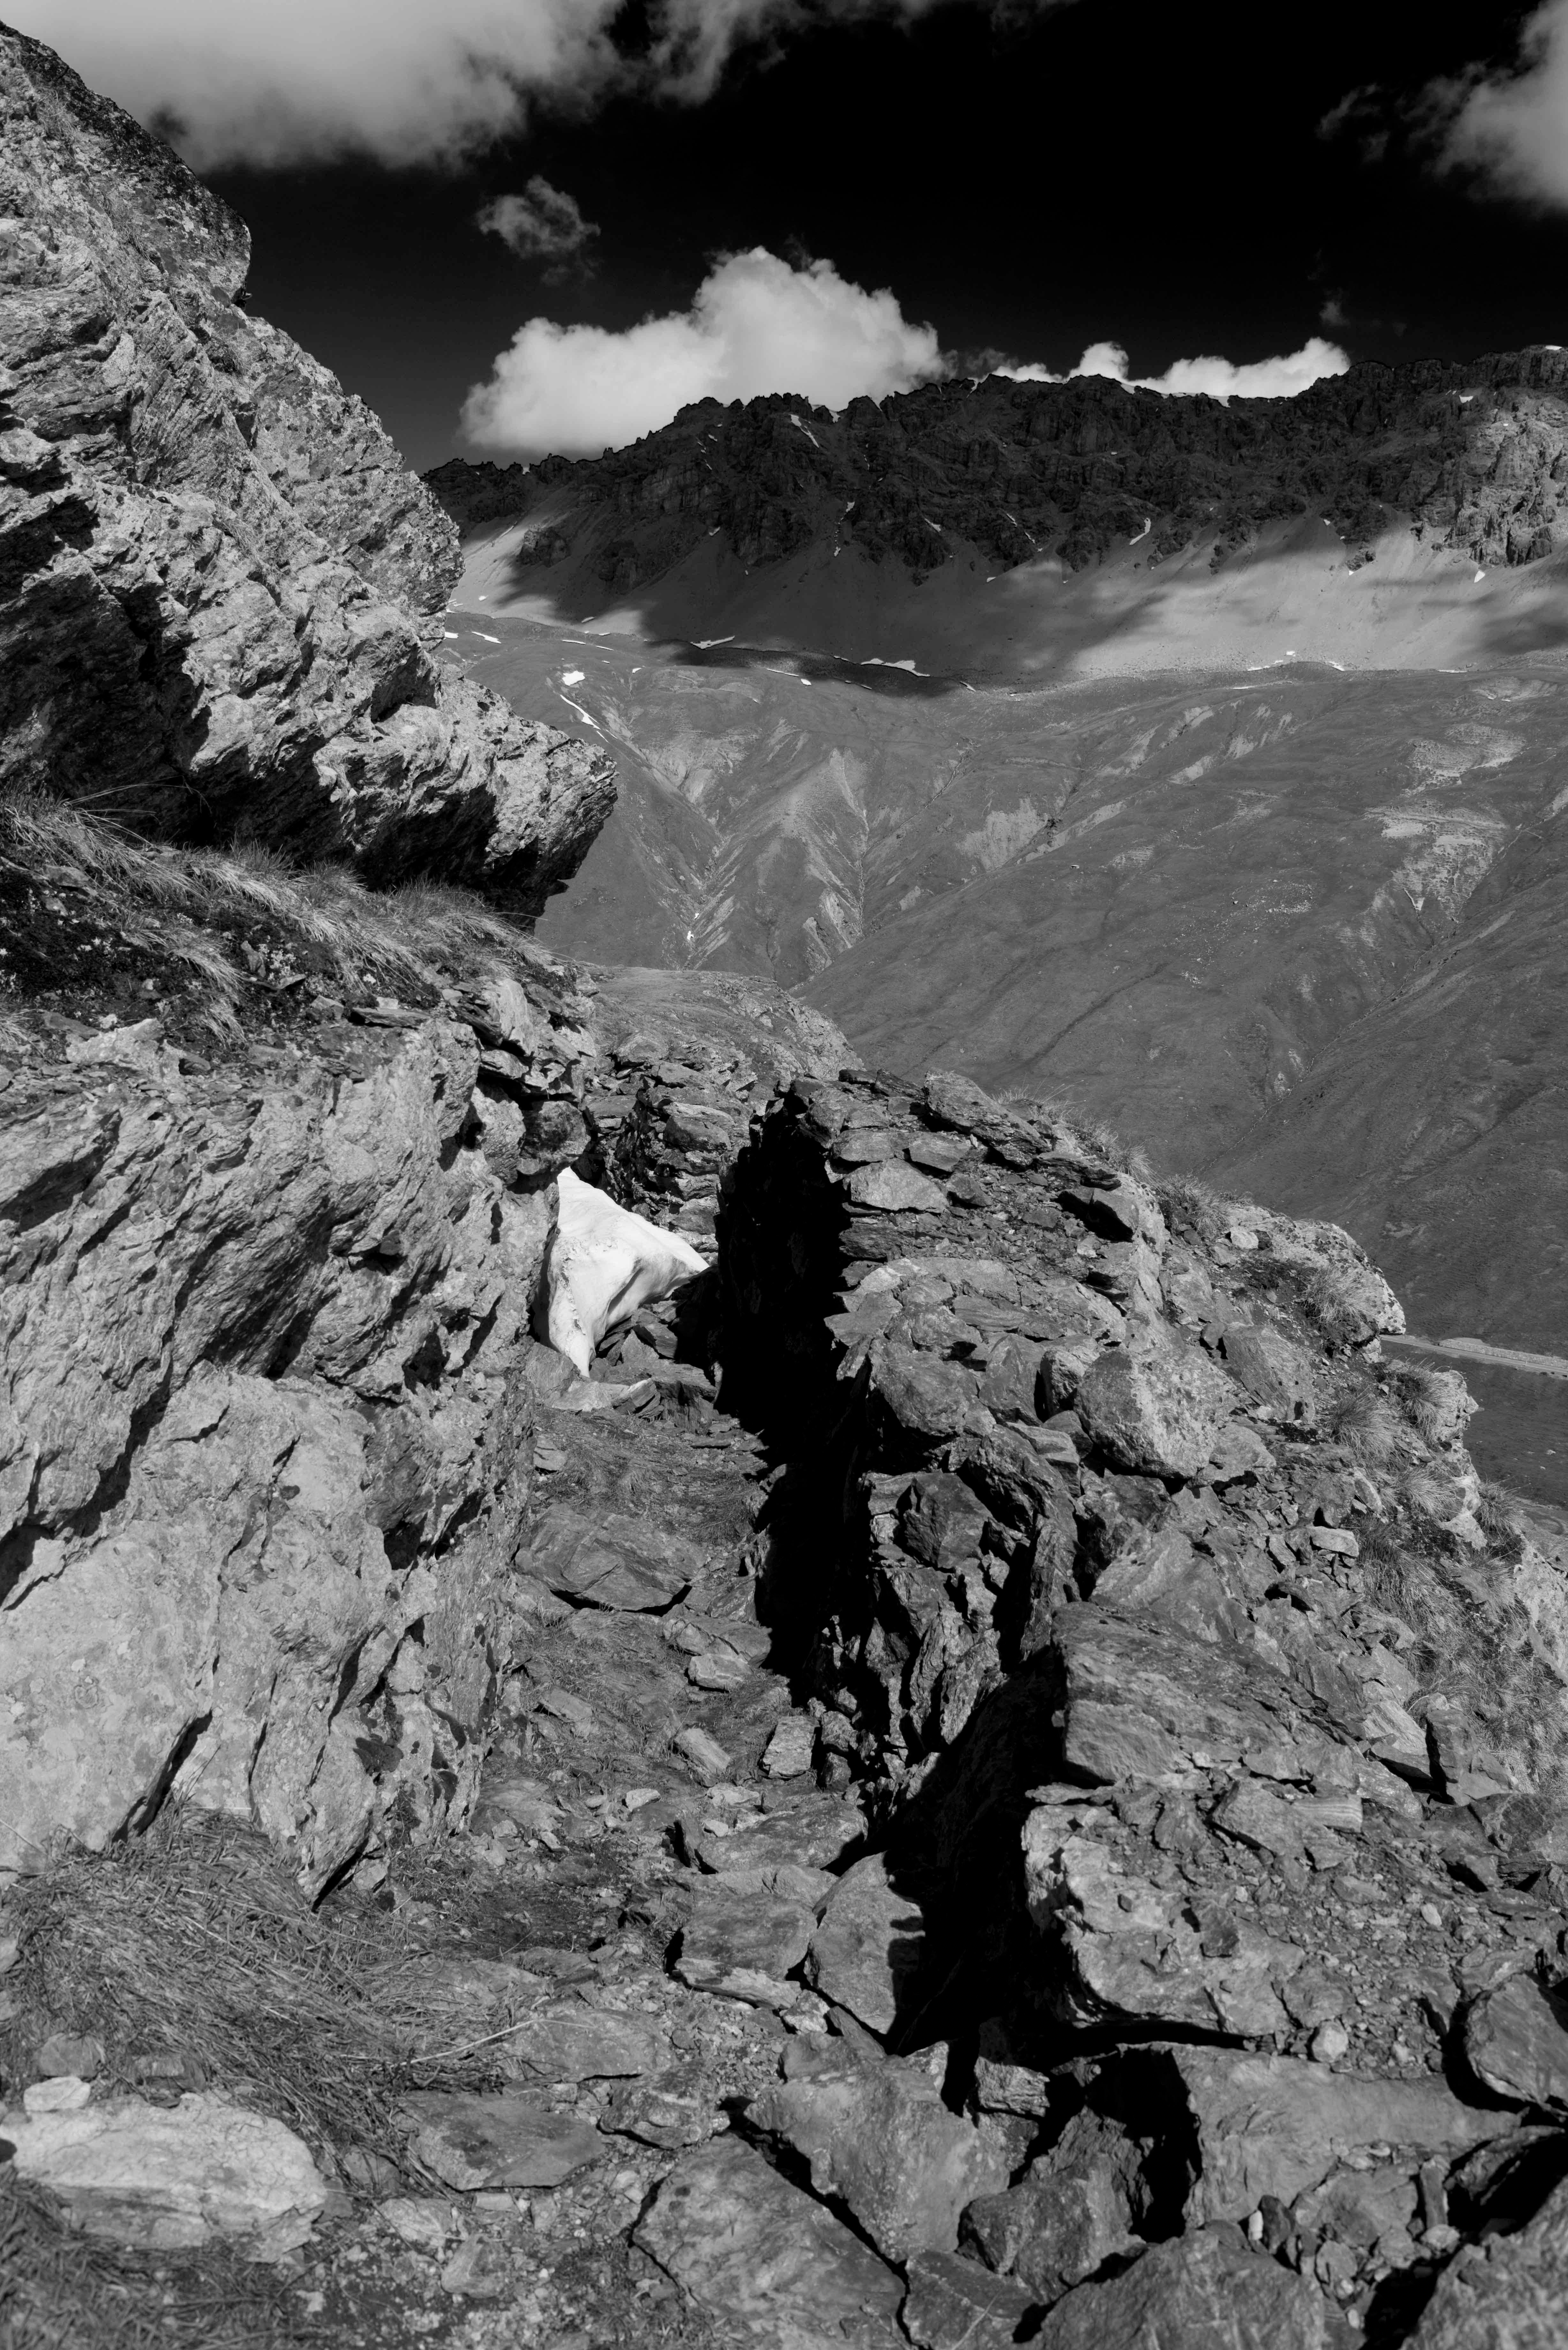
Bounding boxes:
[996,337,1351,402]
[464,258,1354,462]
[463,247,944,457]
[8,0,1071,168]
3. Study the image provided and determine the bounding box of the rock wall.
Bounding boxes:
[429,347,1568,590]
[0,27,614,912]
[0,959,601,1898]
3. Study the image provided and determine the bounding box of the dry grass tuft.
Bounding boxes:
[1477,1481,1526,1557]
[3,1810,525,2170]
[1322,1380,1402,1466]
[0,1806,560,2348]
[1386,1362,1462,1447]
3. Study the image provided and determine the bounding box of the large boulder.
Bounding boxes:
[1408,2175,1568,2347]
[750,2054,1009,2261]
[0,27,613,907]
[1,2092,326,2257]
[634,2135,904,2346]
[1075,1335,1237,1479]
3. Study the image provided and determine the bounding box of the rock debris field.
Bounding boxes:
[7,1014,1568,2349]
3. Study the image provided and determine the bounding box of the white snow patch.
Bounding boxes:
[862,657,924,674]
[443,630,459,639]
[1474,570,1487,583]
[1128,517,1151,545]
[561,669,586,686]
[556,693,602,732]
[473,632,500,643]
[692,636,735,648]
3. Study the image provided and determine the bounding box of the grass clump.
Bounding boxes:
[0,1808,553,2344]
[2,1809,530,2169]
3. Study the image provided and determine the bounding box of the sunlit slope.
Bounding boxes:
[452,616,1077,981]
[1208,796,1568,1352]
[452,510,1568,684]
[801,659,1563,1119]
[441,611,1568,1364]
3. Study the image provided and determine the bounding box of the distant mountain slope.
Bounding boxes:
[428,359,1568,1372]
[429,348,1568,595]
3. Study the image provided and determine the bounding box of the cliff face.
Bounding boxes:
[0,26,614,913]
[0,969,593,1899]
[430,349,1568,591]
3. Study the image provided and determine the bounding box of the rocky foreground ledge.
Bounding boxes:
[4,1010,1568,2342]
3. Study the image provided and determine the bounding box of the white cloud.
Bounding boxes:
[995,336,1351,401]
[9,0,1072,169]
[1423,2,1568,208]
[478,180,600,273]
[7,0,623,167]
[462,247,943,457]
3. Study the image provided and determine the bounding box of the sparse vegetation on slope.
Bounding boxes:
[0,792,565,1049]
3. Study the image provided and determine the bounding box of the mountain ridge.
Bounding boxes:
[428,346,1568,598]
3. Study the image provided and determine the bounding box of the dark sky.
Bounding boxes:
[203,1,1562,471]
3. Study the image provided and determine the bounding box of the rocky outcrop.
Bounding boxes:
[6,1032,1568,2343]
[0,26,614,912]
[429,347,1568,589]
[711,1065,1568,2333]
[0,960,597,1898]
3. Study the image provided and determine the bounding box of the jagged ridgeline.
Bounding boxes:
[429,347,1568,589]
[4,19,1568,2350]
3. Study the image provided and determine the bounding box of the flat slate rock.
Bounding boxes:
[503,2004,670,2084]
[1,2091,326,2257]
[807,1853,925,2039]
[1166,2047,1516,2223]
[1463,1973,1568,2111]
[1035,2225,1353,2348]
[401,2092,600,2190]
[530,1506,692,1610]
[750,2055,1009,2262]
[846,1162,949,1213]
[635,2134,904,2347]
[690,1798,864,1876]
[675,1886,815,2005]
[901,2249,1038,2349]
